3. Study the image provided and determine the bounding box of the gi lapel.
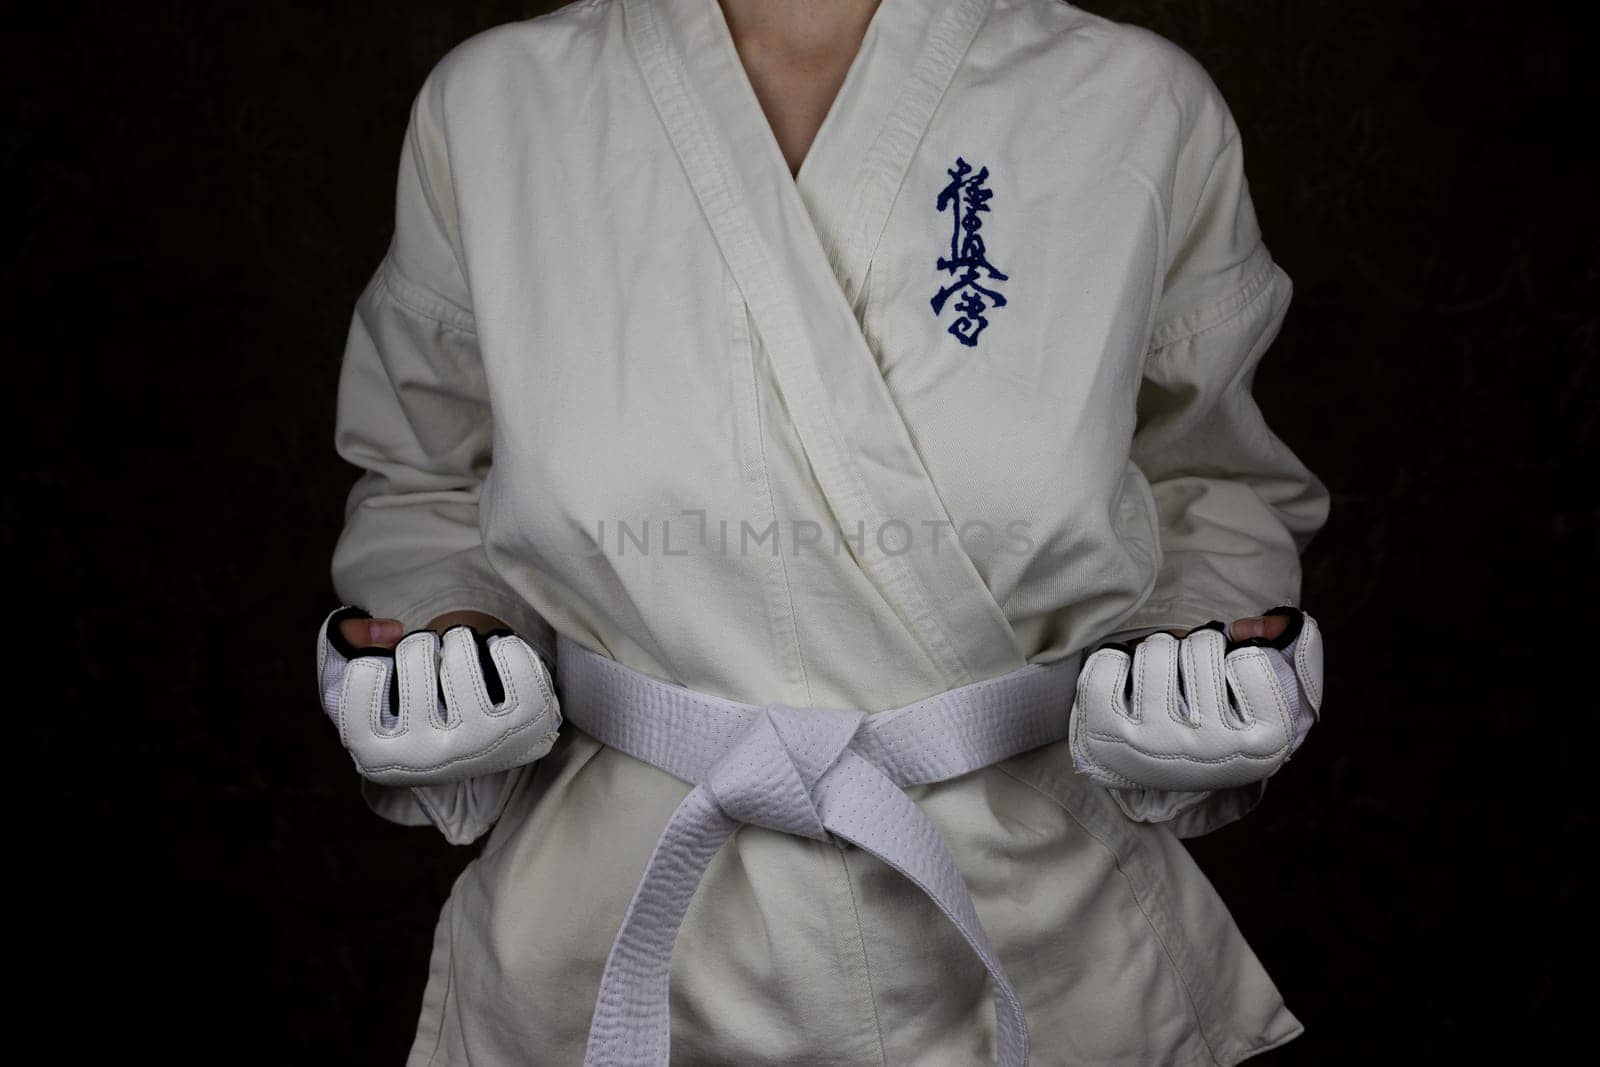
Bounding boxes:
[625,0,1023,687]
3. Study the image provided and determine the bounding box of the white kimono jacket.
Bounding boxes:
[330,0,1330,1063]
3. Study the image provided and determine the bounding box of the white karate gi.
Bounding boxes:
[329,0,1330,1062]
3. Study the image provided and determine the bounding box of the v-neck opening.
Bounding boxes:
[673,0,980,306]
[702,0,891,192]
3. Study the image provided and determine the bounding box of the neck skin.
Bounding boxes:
[718,0,884,176]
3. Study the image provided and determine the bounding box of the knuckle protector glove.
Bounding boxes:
[1069,606,1323,792]
[315,606,562,787]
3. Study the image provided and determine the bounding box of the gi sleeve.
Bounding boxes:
[329,75,553,845]
[1110,90,1331,837]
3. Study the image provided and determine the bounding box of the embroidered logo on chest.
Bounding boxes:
[931,157,1008,347]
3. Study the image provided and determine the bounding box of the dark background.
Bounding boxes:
[7,0,1592,1061]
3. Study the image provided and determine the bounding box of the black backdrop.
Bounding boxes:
[7,0,1592,1061]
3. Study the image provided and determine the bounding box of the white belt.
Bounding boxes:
[555,634,1083,1066]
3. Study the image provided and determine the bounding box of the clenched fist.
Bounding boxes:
[1069,607,1324,792]
[315,606,562,787]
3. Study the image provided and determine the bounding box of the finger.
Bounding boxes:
[1222,648,1298,752]
[1290,612,1324,716]
[1129,634,1191,743]
[489,636,557,723]
[438,626,497,722]
[425,610,508,635]
[1229,615,1289,642]
[339,616,405,649]
[1070,648,1134,784]
[337,656,393,749]
[393,630,444,730]
[1076,647,1133,723]
[1178,627,1231,727]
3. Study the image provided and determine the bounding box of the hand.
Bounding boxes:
[1149,613,1293,643]
[315,606,562,787]
[337,609,507,649]
[1069,606,1324,792]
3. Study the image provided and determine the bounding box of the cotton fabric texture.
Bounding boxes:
[329,0,1330,1062]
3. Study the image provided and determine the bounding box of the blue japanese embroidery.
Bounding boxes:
[930,156,1008,347]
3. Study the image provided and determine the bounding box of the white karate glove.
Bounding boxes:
[315,606,562,787]
[1070,606,1323,792]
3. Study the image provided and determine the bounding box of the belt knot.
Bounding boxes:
[704,705,865,841]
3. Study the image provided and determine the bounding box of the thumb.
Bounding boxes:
[339,616,405,651]
[1229,615,1291,643]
